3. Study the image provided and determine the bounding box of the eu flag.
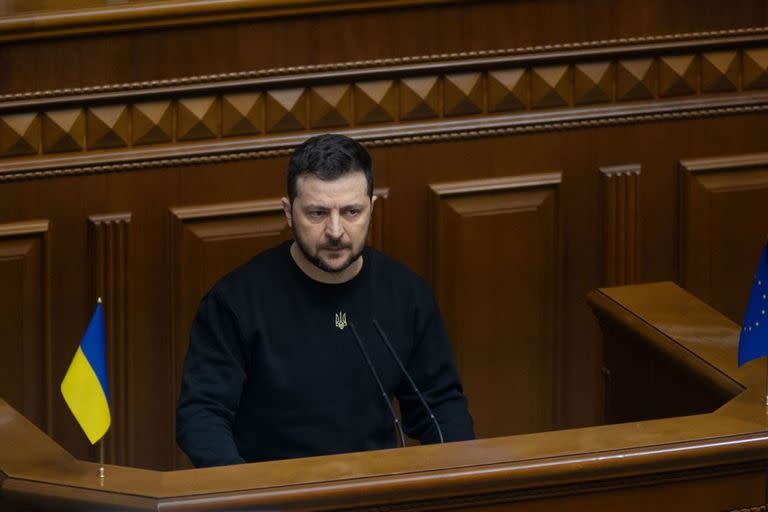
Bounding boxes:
[61,302,111,444]
[738,241,768,367]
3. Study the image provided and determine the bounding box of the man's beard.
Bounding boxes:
[293,228,364,274]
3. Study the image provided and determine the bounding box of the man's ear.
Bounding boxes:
[281,197,293,228]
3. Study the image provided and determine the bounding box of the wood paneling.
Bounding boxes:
[600,164,641,286]
[0,220,49,433]
[429,174,562,438]
[679,153,768,323]
[87,213,131,466]
[0,2,767,471]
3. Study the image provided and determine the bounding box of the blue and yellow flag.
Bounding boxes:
[738,241,768,367]
[61,302,111,444]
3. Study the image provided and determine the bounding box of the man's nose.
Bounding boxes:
[325,211,343,239]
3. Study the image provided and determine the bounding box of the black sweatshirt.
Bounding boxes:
[176,241,474,467]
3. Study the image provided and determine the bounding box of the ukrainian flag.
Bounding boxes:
[61,302,111,444]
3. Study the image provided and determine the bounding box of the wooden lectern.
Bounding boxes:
[1,282,766,511]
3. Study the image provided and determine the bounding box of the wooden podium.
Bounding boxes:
[1,282,766,511]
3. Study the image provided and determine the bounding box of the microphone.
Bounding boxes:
[373,319,445,444]
[348,319,406,448]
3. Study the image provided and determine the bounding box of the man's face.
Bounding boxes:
[283,172,374,274]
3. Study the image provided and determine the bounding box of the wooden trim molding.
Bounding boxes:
[0,30,766,182]
[1,27,766,102]
[600,164,641,286]
[0,0,469,43]
[87,213,131,466]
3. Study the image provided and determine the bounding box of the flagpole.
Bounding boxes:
[99,438,105,479]
[97,296,105,480]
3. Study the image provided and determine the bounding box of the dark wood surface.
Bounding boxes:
[1,282,767,512]
[0,1,767,471]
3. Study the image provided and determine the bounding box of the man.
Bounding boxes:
[176,134,474,467]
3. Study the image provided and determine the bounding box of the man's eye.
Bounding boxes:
[346,209,360,217]
[308,211,325,218]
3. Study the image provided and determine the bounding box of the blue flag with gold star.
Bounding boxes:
[738,241,768,366]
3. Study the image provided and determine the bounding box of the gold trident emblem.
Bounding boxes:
[335,312,347,330]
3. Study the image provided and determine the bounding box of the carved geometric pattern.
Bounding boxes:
[266,88,307,133]
[42,109,85,153]
[0,113,39,157]
[487,70,527,112]
[600,164,641,286]
[86,105,130,150]
[428,173,562,438]
[354,80,397,124]
[177,97,219,141]
[617,58,656,101]
[444,73,483,117]
[743,48,768,90]
[310,85,353,129]
[87,213,131,466]
[531,65,570,108]
[574,62,612,105]
[0,220,50,434]
[0,38,765,168]
[132,101,173,146]
[222,93,262,137]
[400,77,440,120]
[659,55,698,97]
[701,51,739,93]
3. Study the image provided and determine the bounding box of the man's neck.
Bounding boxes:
[289,242,363,284]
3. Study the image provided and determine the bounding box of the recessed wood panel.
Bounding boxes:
[679,154,768,323]
[0,220,49,433]
[429,174,562,438]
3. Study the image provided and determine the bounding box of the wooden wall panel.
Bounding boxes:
[0,220,49,433]
[679,153,768,323]
[429,174,561,438]
[0,4,767,471]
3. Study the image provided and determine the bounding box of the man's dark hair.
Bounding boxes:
[287,134,373,202]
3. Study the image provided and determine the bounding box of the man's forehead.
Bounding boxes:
[295,173,368,201]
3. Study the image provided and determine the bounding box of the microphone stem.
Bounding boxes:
[373,319,445,444]
[348,320,406,448]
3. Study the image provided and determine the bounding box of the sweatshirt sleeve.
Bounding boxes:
[396,280,475,444]
[176,290,247,467]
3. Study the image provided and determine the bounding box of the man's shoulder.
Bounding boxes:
[209,241,289,298]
